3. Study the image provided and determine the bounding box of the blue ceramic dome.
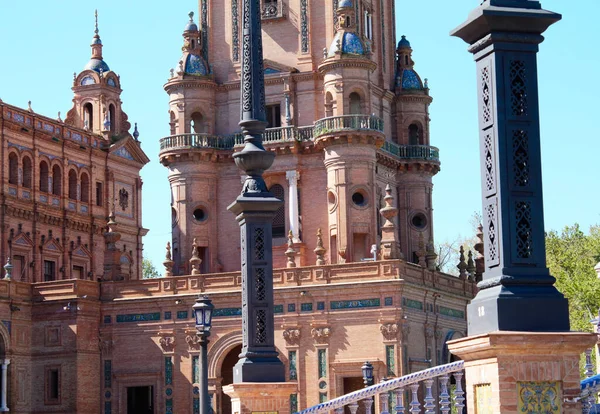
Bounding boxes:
[328,32,365,57]
[84,58,110,73]
[396,69,423,90]
[338,0,353,8]
[184,54,208,75]
[184,12,198,31]
[397,35,411,49]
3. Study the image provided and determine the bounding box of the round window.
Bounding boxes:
[193,207,207,222]
[411,213,427,229]
[352,191,367,207]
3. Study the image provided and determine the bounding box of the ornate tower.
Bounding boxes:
[162,12,217,275]
[65,11,131,137]
[316,3,383,263]
[392,36,440,264]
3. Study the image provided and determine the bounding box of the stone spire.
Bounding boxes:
[189,238,202,275]
[285,230,297,268]
[379,184,402,260]
[314,228,326,266]
[474,223,484,282]
[425,236,438,271]
[163,241,174,277]
[466,250,476,281]
[457,245,468,280]
[416,232,427,268]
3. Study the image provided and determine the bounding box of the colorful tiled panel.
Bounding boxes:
[176,311,188,319]
[475,384,493,414]
[384,297,393,306]
[330,298,380,310]
[403,298,423,311]
[301,303,313,312]
[104,360,112,389]
[288,303,296,312]
[274,304,284,314]
[439,306,465,319]
[116,312,160,323]
[213,308,242,317]
[517,381,561,414]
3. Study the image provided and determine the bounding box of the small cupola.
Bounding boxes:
[326,0,368,58]
[176,12,210,77]
[394,35,426,91]
[84,10,110,74]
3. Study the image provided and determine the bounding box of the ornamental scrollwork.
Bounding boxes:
[311,326,332,344]
[379,323,399,341]
[283,328,301,346]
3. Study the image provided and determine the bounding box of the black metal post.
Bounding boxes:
[227,0,285,383]
[451,0,568,334]
[199,334,210,414]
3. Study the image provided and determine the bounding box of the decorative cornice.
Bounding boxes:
[468,32,545,55]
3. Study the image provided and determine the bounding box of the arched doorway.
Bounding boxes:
[220,344,241,414]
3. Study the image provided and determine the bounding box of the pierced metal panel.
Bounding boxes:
[480,63,493,127]
[512,129,530,187]
[255,268,266,301]
[254,227,265,260]
[256,309,267,343]
[509,60,528,117]
[515,201,533,260]
[484,198,500,267]
[483,132,497,195]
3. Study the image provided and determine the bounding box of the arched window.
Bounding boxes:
[325,92,334,117]
[408,124,420,145]
[270,184,285,238]
[83,103,93,131]
[39,161,49,192]
[8,153,18,185]
[190,112,205,133]
[80,172,90,203]
[52,165,62,196]
[109,104,116,133]
[68,170,77,200]
[349,92,361,114]
[22,156,32,188]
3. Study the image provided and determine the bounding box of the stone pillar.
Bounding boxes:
[448,332,595,414]
[0,359,9,412]
[451,0,568,334]
[286,171,300,242]
[223,383,298,414]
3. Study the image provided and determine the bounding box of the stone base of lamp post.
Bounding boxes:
[222,382,298,414]
[448,332,596,414]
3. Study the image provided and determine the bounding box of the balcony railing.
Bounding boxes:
[298,361,465,414]
[381,141,440,162]
[159,133,234,151]
[313,115,384,138]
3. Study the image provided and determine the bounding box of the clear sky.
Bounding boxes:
[0,0,597,270]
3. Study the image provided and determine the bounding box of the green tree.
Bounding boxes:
[546,224,600,333]
[142,257,161,279]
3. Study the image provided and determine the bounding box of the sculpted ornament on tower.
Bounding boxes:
[380,322,400,341]
[283,327,301,346]
[311,326,332,344]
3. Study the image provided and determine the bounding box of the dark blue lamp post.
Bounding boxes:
[193,295,214,414]
[362,361,374,387]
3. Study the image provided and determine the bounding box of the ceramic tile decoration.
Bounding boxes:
[517,381,561,414]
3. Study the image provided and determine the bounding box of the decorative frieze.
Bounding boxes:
[330,298,380,310]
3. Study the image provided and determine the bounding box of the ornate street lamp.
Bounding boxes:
[193,295,214,414]
[362,361,374,387]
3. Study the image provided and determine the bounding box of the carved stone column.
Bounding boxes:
[286,171,301,242]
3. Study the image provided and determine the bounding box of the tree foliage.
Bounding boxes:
[142,257,161,279]
[437,212,482,275]
[546,224,600,333]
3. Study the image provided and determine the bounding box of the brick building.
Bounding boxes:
[0,1,477,413]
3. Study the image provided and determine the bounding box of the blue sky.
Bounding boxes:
[0,0,597,270]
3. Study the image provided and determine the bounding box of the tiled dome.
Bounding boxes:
[338,0,353,8]
[396,69,423,90]
[328,32,365,57]
[184,12,198,31]
[397,35,411,49]
[84,58,110,73]
[184,54,208,75]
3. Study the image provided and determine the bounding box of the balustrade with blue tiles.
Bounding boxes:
[296,361,465,414]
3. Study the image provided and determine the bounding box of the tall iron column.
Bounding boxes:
[227,0,285,382]
[451,0,569,334]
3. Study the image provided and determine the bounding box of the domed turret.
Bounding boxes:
[176,12,210,77]
[395,35,426,91]
[84,10,110,73]
[326,0,368,58]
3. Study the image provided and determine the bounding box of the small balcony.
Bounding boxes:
[313,115,384,139]
[380,141,440,162]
